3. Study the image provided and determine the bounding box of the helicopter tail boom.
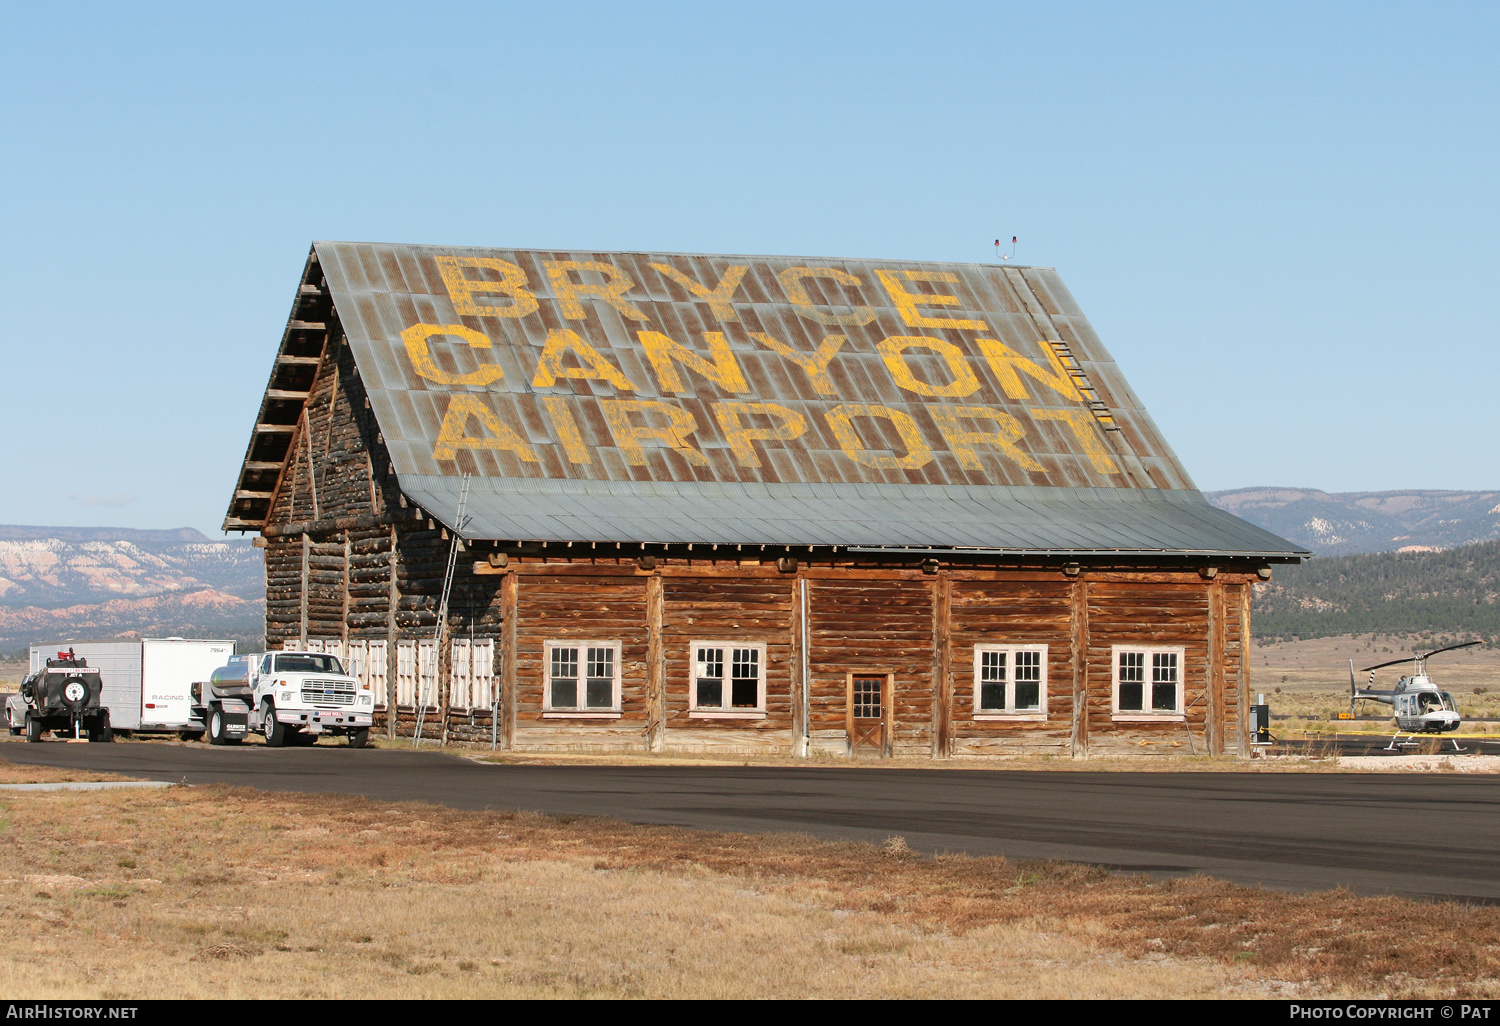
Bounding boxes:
[1350,659,1396,708]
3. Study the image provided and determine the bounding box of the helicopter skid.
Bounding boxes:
[1384,733,1421,752]
[1383,731,1466,754]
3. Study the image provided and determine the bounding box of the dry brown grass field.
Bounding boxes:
[1,762,1498,1000]
[0,655,26,689]
[0,757,131,784]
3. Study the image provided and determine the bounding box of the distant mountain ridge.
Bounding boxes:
[0,590,264,653]
[0,524,264,652]
[1252,539,1500,641]
[0,525,213,546]
[1206,488,1500,556]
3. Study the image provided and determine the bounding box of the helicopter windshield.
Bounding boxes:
[1416,692,1457,714]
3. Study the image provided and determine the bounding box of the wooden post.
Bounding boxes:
[790,577,806,757]
[500,571,518,750]
[1207,581,1224,756]
[385,524,399,740]
[340,533,350,647]
[299,532,310,646]
[931,573,952,758]
[277,432,299,525]
[1070,579,1089,758]
[302,412,319,522]
[645,574,665,753]
[1240,582,1253,755]
[882,674,894,759]
[365,448,381,514]
[323,363,340,455]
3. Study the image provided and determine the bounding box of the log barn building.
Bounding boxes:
[223,242,1305,757]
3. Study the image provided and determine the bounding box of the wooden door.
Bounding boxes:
[847,674,891,757]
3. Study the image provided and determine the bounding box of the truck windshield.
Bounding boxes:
[274,654,345,675]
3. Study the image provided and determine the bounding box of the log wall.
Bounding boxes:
[1082,580,1208,756]
[271,544,1264,757]
[948,575,1076,757]
[661,574,796,755]
[510,570,650,752]
[805,575,935,758]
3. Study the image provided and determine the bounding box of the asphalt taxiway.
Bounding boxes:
[3,739,1498,902]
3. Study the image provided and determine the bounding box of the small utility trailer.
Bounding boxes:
[17,650,112,742]
[21,639,235,736]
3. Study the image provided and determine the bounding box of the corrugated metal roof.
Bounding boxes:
[248,242,1307,557]
[398,476,1304,555]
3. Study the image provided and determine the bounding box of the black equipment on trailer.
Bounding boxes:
[18,648,112,742]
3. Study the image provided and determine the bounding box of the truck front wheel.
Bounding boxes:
[348,728,370,749]
[262,703,287,748]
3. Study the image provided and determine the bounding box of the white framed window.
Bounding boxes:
[689,641,767,718]
[417,639,439,708]
[366,639,387,710]
[543,641,622,717]
[972,644,1048,720]
[396,640,417,708]
[1112,645,1185,719]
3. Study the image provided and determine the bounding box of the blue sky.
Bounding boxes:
[2,2,1496,534]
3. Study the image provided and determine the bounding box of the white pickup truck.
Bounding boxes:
[193,651,374,748]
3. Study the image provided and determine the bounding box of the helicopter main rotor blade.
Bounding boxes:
[1360,639,1483,673]
[1360,656,1416,672]
[1421,640,1483,660]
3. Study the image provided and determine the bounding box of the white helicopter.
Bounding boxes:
[1348,640,1480,751]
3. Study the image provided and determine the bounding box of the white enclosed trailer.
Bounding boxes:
[27,639,235,732]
